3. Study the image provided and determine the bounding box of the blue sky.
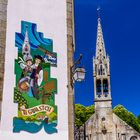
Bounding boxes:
[74,0,140,116]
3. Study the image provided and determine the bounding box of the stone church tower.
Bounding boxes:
[92,14,115,139]
[84,14,140,140]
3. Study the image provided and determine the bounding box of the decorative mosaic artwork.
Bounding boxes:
[13,21,57,134]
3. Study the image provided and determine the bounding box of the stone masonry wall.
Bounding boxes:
[0,0,7,117]
[67,0,75,140]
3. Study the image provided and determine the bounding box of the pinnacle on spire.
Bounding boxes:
[97,6,101,19]
[95,8,106,60]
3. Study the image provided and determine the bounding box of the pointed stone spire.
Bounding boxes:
[95,9,106,61]
[93,8,111,101]
[22,26,31,56]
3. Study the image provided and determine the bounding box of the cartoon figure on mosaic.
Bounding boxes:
[30,55,43,99]
[18,54,43,99]
[13,21,58,134]
[18,55,33,93]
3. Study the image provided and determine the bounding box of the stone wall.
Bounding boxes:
[67,0,75,140]
[0,0,7,117]
[84,112,140,140]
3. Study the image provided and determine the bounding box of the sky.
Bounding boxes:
[74,0,140,117]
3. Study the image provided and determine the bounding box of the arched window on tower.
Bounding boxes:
[96,79,102,97]
[98,64,103,75]
[103,79,108,97]
[98,64,105,75]
[100,65,103,75]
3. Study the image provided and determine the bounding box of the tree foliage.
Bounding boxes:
[137,115,140,124]
[75,104,94,127]
[113,105,140,133]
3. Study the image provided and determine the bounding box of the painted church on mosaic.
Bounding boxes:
[75,15,140,140]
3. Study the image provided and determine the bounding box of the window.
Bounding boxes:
[130,136,138,140]
[98,64,105,75]
[103,79,108,96]
[96,79,101,97]
[121,134,126,140]
[100,65,103,75]
[102,117,106,121]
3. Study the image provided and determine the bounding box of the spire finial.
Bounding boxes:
[95,6,106,59]
[97,6,101,20]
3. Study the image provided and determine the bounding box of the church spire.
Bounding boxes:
[95,8,106,60]
[93,8,111,101]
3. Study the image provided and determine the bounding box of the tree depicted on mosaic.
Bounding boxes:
[13,21,57,134]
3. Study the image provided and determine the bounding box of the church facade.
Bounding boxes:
[76,16,140,140]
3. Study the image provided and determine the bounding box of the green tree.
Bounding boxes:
[75,104,86,127]
[113,105,140,133]
[75,104,95,127]
[137,115,140,124]
[85,105,95,121]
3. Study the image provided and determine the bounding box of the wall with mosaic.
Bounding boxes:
[13,21,57,134]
